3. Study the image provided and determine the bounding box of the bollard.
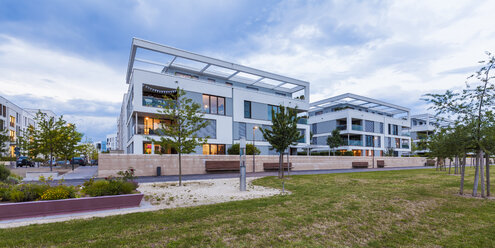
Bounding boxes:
[156,166,161,176]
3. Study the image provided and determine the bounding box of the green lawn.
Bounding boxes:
[1,168,495,247]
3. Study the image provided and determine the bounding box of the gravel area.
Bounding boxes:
[0,177,282,229]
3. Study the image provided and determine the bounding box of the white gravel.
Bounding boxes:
[0,177,283,229]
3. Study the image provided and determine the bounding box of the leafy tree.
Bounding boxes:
[424,51,495,197]
[227,143,260,155]
[149,87,209,186]
[58,124,83,168]
[260,105,303,179]
[384,147,395,157]
[78,141,98,163]
[0,129,9,157]
[34,112,66,171]
[326,129,344,156]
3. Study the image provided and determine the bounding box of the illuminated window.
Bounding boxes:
[202,144,226,155]
[10,116,15,127]
[143,143,152,154]
[203,95,225,115]
[9,130,15,142]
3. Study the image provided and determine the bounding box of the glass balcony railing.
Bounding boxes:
[142,96,169,108]
[402,144,410,149]
[401,132,410,137]
[348,140,363,146]
[351,125,363,131]
[336,125,347,131]
[298,118,308,124]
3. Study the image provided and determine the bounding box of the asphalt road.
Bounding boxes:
[49,166,433,186]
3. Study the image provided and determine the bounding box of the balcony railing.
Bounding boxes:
[402,144,410,149]
[336,125,347,131]
[142,96,168,108]
[348,140,363,146]
[401,132,410,137]
[298,118,308,124]
[351,125,363,131]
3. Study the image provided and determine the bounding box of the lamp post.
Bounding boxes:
[253,126,258,173]
[372,136,377,168]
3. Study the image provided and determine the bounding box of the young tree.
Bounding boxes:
[0,129,9,157]
[424,51,495,197]
[260,105,303,179]
[326,129,344,156]
[34,112,66,171]
[227,143,260,155]
[149,87,209,186]
[58,124,83,168]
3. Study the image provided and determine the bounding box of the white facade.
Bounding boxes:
[117,38,310,155]
[0,96,38,157]
[409,114,452,155]
[106,133,117,151]
[308,93,412,157]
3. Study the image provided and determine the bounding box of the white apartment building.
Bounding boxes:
[117,38,310,155]
[308,93,412,157]
[409,114,452,155]
[106,133,117,151]
[0,96,37,157]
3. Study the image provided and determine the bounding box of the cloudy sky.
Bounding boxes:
[1,0,494,141]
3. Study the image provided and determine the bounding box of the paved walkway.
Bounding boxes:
[60,166,98,180]
[53,165,431,186]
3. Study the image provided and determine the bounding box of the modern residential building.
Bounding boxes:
[408,114,452,155]
[106,133,117,151]
[308,93,412,157]
[117,38,310,155]
[93,140,107,153]
[0,96,44,157]
[25,109,57,119]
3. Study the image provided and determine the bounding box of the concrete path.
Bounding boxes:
[52,165,432,186]
[59,166,98,180]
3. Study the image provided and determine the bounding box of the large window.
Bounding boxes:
[9,130,15,142]
[202,144,225,155]
[267,105,279,121]
[203,94,225,115]
[244,101,251,118]
[9,116,15,127]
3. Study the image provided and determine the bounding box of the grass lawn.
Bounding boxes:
[1,167,495,247]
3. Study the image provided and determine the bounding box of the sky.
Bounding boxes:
[0,0,494,141]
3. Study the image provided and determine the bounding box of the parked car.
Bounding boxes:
[16,156,34,167]
[90,159,98,166]
[70,157,86,166]
[56,160,70,165]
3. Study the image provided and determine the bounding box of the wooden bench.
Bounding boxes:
[263,163,292,171]
[205,161,240,172]
[377,160,385,168]
[352,162,368,169]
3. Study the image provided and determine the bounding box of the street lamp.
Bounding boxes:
[253,126,258,173]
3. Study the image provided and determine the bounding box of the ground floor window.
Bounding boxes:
[143,142,177,154]
[202,144,225,155]
[352,149,362,156]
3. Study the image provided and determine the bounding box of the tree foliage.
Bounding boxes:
[326,129,344,156]
[227,143,260,155]
[149,87,209,186]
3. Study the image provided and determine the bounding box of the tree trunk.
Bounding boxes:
[278,152,283,179]
[449,159,452,174]
[486,154,490,197]
[49,152,53,172]
[178,152,182,186]
[473,152,480,197]
[455,156,458,174]
[480,151,485,198]
[460,155,466,195]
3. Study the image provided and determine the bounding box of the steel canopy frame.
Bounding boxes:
[310,93,410,117]
[126,38,309,98]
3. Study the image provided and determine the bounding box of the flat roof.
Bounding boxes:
[126,38,309,94]
[310,93,410,116]
[411,113,452,126]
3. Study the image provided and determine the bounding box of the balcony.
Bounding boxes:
[336,125,347,131]
[351,125,363,131]
[402,144,410,149]
[348,140,363,146]
[298,118,308,125]
[401,132,410,137]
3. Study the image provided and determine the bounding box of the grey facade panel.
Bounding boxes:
[316,136,328,146]
[246,123,264,141]
[365,120,374,132]
[316,120,336,134]
[185,91,203,106]
[251,102,267,120]
[198,119,216,139]
[226,98,233,116]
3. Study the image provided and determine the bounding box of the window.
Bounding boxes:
[244,101,251,118]
[0,104,2,116]
[9,130,15,142]
[175,72,198,80]
[268,105,279,121]
[395,138,400,148]
[225,82,233,86]
[2,105,5,117]
[207,78,216,82]
[0,119,3,131]
[203,94,225,115]
[315,111,323,116]
[202,144,225,155]
[9,116,15,127]
[246,86,258,91]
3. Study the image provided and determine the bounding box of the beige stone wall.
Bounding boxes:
[98,154,427,177]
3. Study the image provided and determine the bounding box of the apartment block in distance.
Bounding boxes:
[409,114,452,155]
[308,93,412,157]
[117,38,310,155]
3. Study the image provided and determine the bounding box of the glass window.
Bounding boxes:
[10,116,15,127]
[210,96,218,114]
[2,106,5,117]
[218,145,225,155]
[218,97,225,115]
[202,144,210,155]
[244,101,251,118]
[203,95,210,113]
[268,105,279,121]
[210,144,217,155]
[143,143,152,154]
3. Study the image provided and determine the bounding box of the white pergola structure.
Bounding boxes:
[125,38,309,100]
[410,114,453,127]
[310,93,410,118]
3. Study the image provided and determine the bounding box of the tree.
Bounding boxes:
[0,129,9,157]
[34,112,66,171]
[260,105,303,179]
[58,124,83,168]
[78,141,98,163]
[149,87,209,186]
[326,129,344,156]
[227,143,260,155]
[16,125,41,159]
[384,147,395,157]
[424,51,495,197]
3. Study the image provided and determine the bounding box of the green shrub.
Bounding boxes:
[0,164,11,181]
[0,182,10,201]
[82,179,138,197]
[16,184,50,201]
[5,175,21,185]
[0,157,17,161]
[227,143,260,155]
[9,190,25,202]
